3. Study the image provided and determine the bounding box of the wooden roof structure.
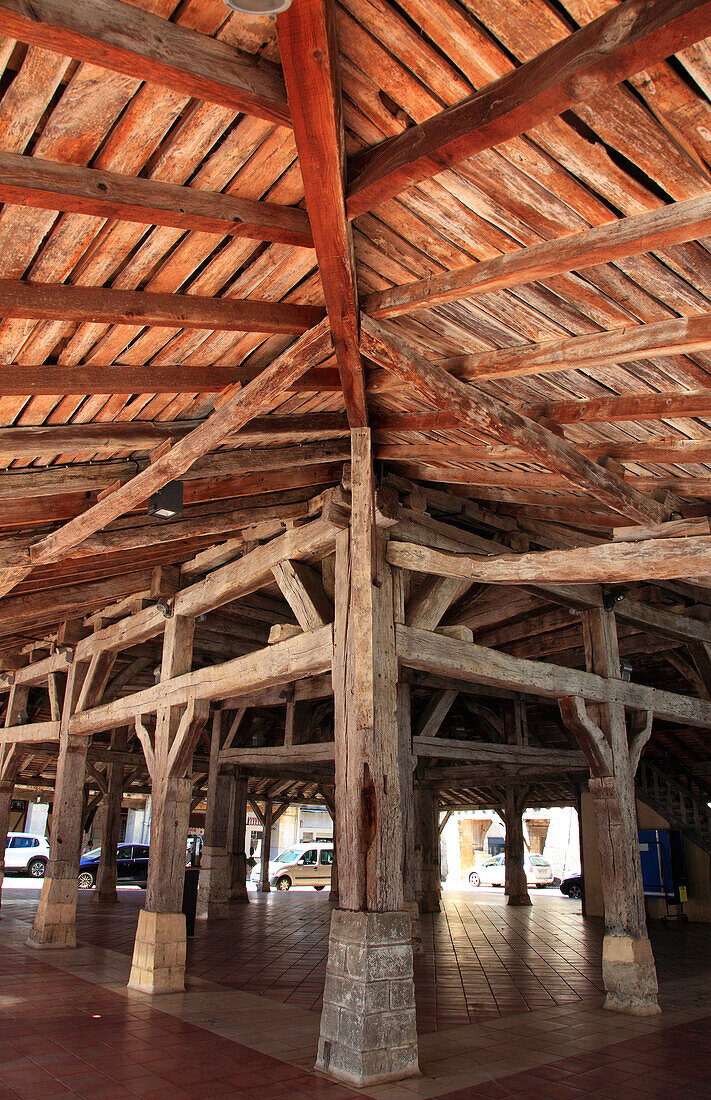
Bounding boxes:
[4,0,711,815]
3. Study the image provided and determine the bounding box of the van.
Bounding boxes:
[250,841,334,891]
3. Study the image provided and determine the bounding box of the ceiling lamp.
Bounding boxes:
[223,0,293,13]
[148,480,183,520]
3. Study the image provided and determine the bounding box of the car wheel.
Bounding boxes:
[27,858,46,879]
[569,884,582,900]
[77,871,95,889]
[314,885,326,891]
[468,871,480,887]
[276,876,291,891]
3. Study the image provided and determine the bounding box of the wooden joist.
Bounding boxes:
[377,438,711,467]
[278,0,367,426]
[397,624,711,728]
[0,153,313,247]
[0,570,154,637]
[363,193,711,318]
[347,0,711,216]
[220,743,336,766]
[361,315,667,524]
[0,280,324,335]
[0,721,61,745]
[0,0,291,126]
[387,536,711,586]
[412,735,586,767]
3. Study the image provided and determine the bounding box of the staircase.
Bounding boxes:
[637,758,711,857]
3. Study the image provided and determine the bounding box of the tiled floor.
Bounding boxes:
[2,884,711,1098]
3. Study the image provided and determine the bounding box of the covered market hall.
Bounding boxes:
[2,0,711,1096]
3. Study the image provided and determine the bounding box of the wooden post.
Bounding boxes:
[259,798,273,892]
[229,770,250,902]
[316,429,419,1087]
[415,782,441,913]
[320,787,339,908]
[503,787,531,907]
[29,652,115,948]
[197,711,232,919]
[93,729,126,904]
[394,569,421,951]
[128,614,208,994]
[0,684,28,910]
[560,607,659,1016]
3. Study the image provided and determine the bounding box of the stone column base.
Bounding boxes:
[127,910,186,994]
[197,848,230,920]
[602,934,661,1016]
[27,877,78,948]
[316,910,419,1087]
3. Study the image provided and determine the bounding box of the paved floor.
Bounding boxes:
[1,883,710,1098]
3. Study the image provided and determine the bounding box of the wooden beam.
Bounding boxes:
[0,280,324,335]
[396,624,711,728]
[378,438,711,467]
[0,320,332,595]
[433,315,711,387]
[0,721,60,745]
[415,690,457,738]
[0,442,348,504]
[347,0,711,217]
[387,536,711,586]
[70,626,334,737]
[0,0,291,127]
[413,735,586,767]
[364,193,711,319]
[361,316,666,524]
[0,571,153,636]
[271,560,333,630]
[277,0,367,426]
[0,153,313,247]
[527,390,711,427]
[0,413,349,459]
[220,743,335,766]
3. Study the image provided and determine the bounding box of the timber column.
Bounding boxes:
[561,607,659,1016]
[503,787,531,907]
[94,729,126,904]
[197,712,232,919]
[415,781,441,913]
[0,684,29,910]
[29,652,115,948]
[128,614,208,993]
[316,429,419,1088]
[229,770,250,902]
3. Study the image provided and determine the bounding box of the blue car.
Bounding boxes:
[78,843,149,889]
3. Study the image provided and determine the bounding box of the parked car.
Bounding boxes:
[78,843,150,889]
[250,842,334,891]
[560,873,583,899]
[4,832,49,878]
[465,853,554,889]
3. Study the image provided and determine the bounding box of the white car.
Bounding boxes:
[466,853,553,889]
[4,832,50,878]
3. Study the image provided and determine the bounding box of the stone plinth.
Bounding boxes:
[27,877,78,948]
[316,910,419,1087]
[127,910,186,994]
[602,934,661,1016]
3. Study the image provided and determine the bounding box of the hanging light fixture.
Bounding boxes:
[148,481,183,520]
[223,0,293,13]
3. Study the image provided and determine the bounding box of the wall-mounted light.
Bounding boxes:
[603,589,626,612]
[620,659,633,683]
[148,481,183,520]
[223,0,292,12]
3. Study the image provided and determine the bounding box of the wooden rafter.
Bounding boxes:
[0,0,291,126]
[363,193,711,319]
[0,280,324,335]
[361,315,667,524]
[0,153,313,247]
[277,0,368,427]
[347,0,711,217]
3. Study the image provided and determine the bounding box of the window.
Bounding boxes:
[117,847,132,860]
[300,849,318,865]
[274,848,301,864]
[133,846,149,859]
[320,849,334,865]
[10,837,34,849]
[530,855,547,866]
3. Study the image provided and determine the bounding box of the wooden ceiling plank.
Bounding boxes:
[347,0,711,217]
[0,0,291,127]
[277,0,367,427]
[0,153,313,247]
[364,192,711,318]
[0,280,324,335]
[361,315,667,524]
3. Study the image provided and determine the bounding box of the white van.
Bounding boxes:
[250,841,334,891]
